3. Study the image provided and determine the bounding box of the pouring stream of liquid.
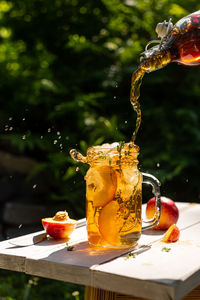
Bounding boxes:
[130,66,146,142]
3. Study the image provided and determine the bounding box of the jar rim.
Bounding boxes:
[70,142,139,165]
[86,142,139,165]
[87,142,139,154]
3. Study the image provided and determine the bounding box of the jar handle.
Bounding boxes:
[141,172,161,231]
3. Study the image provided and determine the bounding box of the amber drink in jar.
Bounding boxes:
[71,142,161,249]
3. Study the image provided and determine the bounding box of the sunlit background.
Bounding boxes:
[0,0,200,299]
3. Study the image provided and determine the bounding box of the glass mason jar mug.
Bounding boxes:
[70,142,161,249]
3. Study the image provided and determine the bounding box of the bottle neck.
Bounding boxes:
[141,48,171,73]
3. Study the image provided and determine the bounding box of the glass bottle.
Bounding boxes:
[140,10,200,72]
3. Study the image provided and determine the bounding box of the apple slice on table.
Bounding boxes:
[85,166,117,207]
[146,196,179,230]
[162,224,180,243]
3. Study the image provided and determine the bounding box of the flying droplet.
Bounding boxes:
[9,117,13,121]
[9,127,13,131]
[40,135,43,139]
[22,135,26,140]
[57,131,60,135]
[157,163,160,168]
[125,120,128,124]
[54,140,58,144]
[48,128,51,133]
[33,184,37,189]
[22,118,25,121]
[76,167,79,172]
[18,224,22,229]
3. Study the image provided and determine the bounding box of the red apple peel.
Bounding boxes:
[146,196,179,230]
[162,224,180,243]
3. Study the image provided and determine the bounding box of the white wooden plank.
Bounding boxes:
[176,202,200,230]
[89,271,175,300]
[0,202,199,300]
[91,219,200,299]
[24,202,200,297]
[92,222,200,281]
[0,226,87,272]
[0,253,26,272]
[25,233,133,285]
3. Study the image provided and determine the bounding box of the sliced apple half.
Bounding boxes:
[85,166,117,207]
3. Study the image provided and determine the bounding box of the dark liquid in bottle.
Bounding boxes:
[165,12,200,66]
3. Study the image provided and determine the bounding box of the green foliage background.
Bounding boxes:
[0,270,84,300]
[0,0,200,298]
[1,0,200,217]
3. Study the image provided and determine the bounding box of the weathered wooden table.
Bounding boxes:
[0,202,200,300]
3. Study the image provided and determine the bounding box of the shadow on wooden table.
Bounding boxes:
[44,241,137,268]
